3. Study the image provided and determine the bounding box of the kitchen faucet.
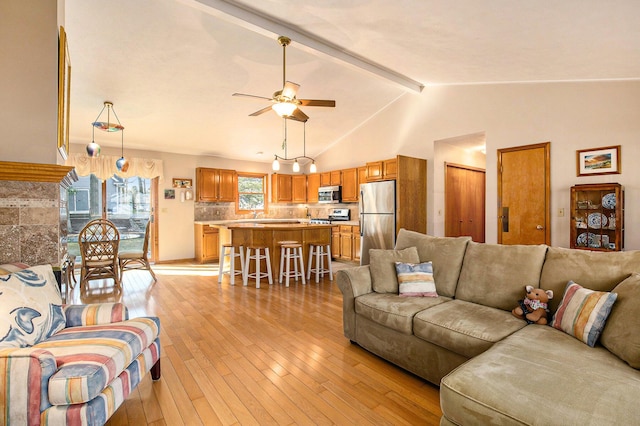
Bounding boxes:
[252,210,258,219]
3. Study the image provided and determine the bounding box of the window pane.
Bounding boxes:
[238,176,263,193]
[239,194,264,210]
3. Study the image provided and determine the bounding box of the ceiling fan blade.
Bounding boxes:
[298,99,336,107]
[249,106,273,117]
[281,81,300,100]
[233,93,273,101]
[288,108,309,122]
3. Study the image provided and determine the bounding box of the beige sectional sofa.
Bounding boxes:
[336,229,640,425]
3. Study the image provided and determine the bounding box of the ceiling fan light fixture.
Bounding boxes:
[272,101,297,117]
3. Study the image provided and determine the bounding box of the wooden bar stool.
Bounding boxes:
[218,243,245,285]
[307,243,333,283]
[279,242,306,287]
[243,245,273,289]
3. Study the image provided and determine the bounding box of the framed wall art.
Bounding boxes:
[576,145,621,177]
[164,189,175,200]
[57,26,71,160]
[172,178,193,188]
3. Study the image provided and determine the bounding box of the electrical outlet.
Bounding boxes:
[558,208,565,217]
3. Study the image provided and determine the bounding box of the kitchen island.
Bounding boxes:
[225,222,335,280]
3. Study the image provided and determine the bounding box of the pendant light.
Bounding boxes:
[86,101,124,158]
[115,129,129,172]
[271,119,317,173]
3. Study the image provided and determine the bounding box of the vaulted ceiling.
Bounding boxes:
[64,0,640,163]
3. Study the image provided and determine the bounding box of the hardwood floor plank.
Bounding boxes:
[83,264,443,426]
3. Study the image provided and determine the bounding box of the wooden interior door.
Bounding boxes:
[445,163,485,242]
[498,142,550,245]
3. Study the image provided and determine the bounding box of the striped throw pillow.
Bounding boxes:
[395,261,438,297]
[551,281,617,347]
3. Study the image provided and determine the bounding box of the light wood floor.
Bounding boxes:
[68,261,442,425]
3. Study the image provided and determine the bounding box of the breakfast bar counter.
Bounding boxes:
[225,223,335,278]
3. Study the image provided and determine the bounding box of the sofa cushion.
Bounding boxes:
[413,300,526,358]
[34,316,160,405]
[396,261,437,297]
[600,273,640,368]
[394,230,471,297]
[0,265,66,349]
[540,246,640,313]
[440,326,640,425]
[355,293,451,335]
[551,281,617,347]
[455,242,548,310]
[369,247,419,293]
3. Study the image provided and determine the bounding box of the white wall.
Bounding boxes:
[0,0,60,164]
[317,81,640,249]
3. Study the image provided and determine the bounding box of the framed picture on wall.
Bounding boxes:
[164,189,175,199]
[57,26,71,160]
[576,145,621,176]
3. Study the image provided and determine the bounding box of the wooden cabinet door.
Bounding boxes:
[196,168,217,202]
[331,227,340,258]
[352,226,361,262]
[217,169,236,202]
[366,161,383,181]
[339,225,353,260]
[383,158,397,179]
[271,174,292,203]
[203,229,219,260]
[341,168,358,202]
[357,167,367,200]
[320,172,332,186]
[330,170,342,185]
[307,173,320,203]
[292,175,307,203]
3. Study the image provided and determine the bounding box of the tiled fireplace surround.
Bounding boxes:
[0,162,76,268]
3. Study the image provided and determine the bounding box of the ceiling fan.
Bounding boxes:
[232,36,336,123]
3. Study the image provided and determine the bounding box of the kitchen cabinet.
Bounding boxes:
[357,167,367,200]
[570,183,624,251]
[271,173,292,203]
[330,170,341,185]
[195,224,219,263]
[339,225,353,261]
[331,226,340,258]
[352,226,361,262]
[292,175,307,203]
[307,173,320,203]
[366,158,397,182]
[341,168,358,202]
[320,172,331,186]
[196,168,236,202]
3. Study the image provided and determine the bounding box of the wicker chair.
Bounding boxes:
[119,220,157,282]
[78,219,121,287]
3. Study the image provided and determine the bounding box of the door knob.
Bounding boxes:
[536,225,544,230]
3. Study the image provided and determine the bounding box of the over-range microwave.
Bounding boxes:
[318,185,341,203]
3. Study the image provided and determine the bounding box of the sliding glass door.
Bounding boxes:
[67,175,157,262]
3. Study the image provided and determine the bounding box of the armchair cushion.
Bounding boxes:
[0,265,66,349]
[35,316,160,405]
[64,302,128,327]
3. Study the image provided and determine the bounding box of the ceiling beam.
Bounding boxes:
[179,0,424,93]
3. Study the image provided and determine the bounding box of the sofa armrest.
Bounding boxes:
[63,302,129,327]
[336,265,373,341]
[0,347,58,424]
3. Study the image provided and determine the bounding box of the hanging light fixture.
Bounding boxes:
[271,119,317,173]
[115,129,129,172]
[86,101,124,158]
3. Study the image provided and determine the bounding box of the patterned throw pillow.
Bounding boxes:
[551,281,617,347]
[396,261,438,297]
[0,265,66,349]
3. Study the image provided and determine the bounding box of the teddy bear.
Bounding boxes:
[512,285,554,325]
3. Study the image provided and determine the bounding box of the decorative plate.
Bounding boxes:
[587,212,607,229]
[576,232,597,247]
[602,193,616,209]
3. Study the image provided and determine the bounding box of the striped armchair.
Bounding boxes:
[0,265,161,425]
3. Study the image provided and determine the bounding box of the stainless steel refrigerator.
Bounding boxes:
[359,180,396,265]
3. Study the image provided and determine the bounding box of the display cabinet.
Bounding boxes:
[570,183,624,251]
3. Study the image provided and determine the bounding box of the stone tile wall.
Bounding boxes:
[0,180,66,266]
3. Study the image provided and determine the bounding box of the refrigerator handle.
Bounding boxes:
[359,189,365,236]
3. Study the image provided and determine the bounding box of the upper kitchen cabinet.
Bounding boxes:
[196,167,236,202]
[395,155,427,234]
[307,173,320,203]
[366,158,397,181]
[292,175,307,203]
[320,170,341,186]
[271,173,293,203]
[341,168,358,202]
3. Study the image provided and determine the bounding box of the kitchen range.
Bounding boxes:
[309,208,351,224]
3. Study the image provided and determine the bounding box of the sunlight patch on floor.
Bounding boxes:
[152,264,219,276]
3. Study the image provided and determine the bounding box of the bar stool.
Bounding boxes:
[307,243,333,283]
[243,245,273,289]
[279,242,306,287]
[218,243,245,285]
